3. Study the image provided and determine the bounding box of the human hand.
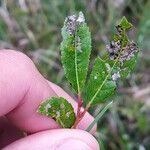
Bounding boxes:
[0,50,99,150]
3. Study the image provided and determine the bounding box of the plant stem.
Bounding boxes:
[72,48,122,129]
[71,98,90,129]
[72,59,118,129]
[77,94,83,114]
[72,95,82,128]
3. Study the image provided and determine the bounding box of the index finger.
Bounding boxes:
[0,50,96,133]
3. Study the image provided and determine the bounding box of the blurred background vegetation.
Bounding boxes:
[0,0,150,149]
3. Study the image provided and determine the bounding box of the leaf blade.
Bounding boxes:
[120,16,133,30]
[60,12,91,94]
[84,58,116,106]
[37,97,76,128]
[107,17,139,78]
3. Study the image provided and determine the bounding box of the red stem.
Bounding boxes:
[77,95,83,116]
[71,96,90,129]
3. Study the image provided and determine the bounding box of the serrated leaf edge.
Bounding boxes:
[87,58,117,106]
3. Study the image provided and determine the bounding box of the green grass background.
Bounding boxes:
[0,0,150,149]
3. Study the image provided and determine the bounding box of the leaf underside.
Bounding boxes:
[37,97,76,128]
[60,13,91,94]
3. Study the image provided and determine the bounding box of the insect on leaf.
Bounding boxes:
[37,97,76,128]
[60,12,91,94]
[84,58,116,106]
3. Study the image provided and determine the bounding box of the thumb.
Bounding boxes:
[3,129,100,150]
[0,50,95,133]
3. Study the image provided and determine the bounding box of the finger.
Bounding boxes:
[0,117,24,149]
[0,50,95,133]
[3,129,100,150]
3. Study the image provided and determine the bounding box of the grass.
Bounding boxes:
[0,0,150,149]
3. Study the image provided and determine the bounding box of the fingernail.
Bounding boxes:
[57,139,93,150]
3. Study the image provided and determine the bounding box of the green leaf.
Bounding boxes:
[84,58,116,106]
[60,12,91,94]
[113,34,121,41]
[37,97,76,128]
[120,33,129,47]
[106,17,139,78]
[120,52,138,78]
[119,16,133,30]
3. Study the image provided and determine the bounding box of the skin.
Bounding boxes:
[0,50,99,150]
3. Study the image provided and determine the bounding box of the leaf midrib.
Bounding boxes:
[74,25,80,94]
[88,60,117,106]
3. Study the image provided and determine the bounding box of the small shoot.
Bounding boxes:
[37,13,139,130]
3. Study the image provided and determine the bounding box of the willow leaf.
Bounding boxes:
[37,97,76,128]
[84,58,116,106]
[60,12,91,94]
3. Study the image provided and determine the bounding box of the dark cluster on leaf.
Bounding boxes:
[106,17,139,63]
[65,12,85,35]
[65,15,77,35]
[106,41,121,60]
[119,41,138,62]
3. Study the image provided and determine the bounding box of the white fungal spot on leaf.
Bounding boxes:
[66,112,71,118]
[76,12,85,23]
[112,71,120,81]
[105,63,111,72]
[56,111,60,118]
[45,103,51,112]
